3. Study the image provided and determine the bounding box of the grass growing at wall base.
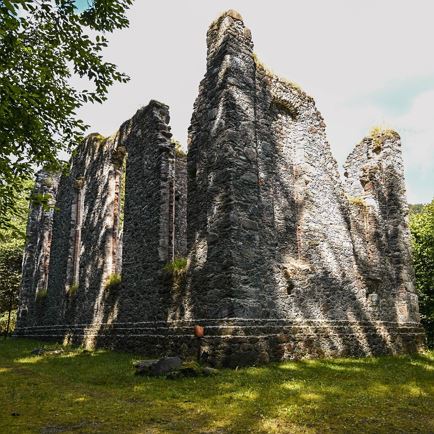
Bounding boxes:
[0,339,433,433]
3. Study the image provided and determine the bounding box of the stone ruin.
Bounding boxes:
[15,11,425,366]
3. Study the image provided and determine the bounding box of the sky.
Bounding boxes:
[75,0,434,204]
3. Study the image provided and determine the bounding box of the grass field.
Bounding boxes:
[0,338,433,433]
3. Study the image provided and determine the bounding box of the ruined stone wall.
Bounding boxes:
[254,72,364,325]
[344,131,420,323]
[15,10,424,365]
[180,10,424,365]
[16,170,59,329]
[15,101,189,348]
[185,11,364,326]
[15,133,123,343]
[186,10,264,320]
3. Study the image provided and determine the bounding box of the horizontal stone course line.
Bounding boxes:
[14,332,426,339]
[15,326,422,336]
[20,327,422,337]
[13,331,424,340]
[15,319,422,329]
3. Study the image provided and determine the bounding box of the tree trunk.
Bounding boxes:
[5,289,13,337]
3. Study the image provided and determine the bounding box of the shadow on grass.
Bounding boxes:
[1,338,433,433]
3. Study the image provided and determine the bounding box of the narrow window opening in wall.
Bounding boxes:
[272,98,298,121]
[167,151,176,263]
[271,98,299,155]
[118,153,127,231]
[71,177,84,288]
[120,158,126,249]
[366,278,380,300]
[188,164,196,181]
[287,279,295,295]
[111,146,127,275]
[296,222,302,259]
[294,186,303,260]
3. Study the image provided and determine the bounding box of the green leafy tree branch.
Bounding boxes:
[0,0,133,229]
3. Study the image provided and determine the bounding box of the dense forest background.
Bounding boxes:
[409,201,434,346]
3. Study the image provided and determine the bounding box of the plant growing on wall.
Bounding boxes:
[105,274,122,292]
[164,257,188,290]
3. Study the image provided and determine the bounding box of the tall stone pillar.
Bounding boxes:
[187,11,265,319]
[16,170,59,330]
[344,130,420,323]
[118,101,177,323]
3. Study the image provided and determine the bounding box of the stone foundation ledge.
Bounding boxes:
[15,319,426,367]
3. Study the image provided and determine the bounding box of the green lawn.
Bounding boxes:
[0,339,433,433]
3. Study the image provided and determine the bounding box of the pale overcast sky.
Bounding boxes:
[75,0,434,203]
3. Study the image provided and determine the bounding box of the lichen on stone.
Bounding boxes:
[347,195,368,207]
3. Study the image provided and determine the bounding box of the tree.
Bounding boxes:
[0,244,22,335]
[409,199,434,347]
[409,203,425,215]
[0,0,133,229]
[0,178,32,335]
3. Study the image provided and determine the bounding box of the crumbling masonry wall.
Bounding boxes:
[116,101,185,325]
[344,131,420,323]
[15,10,425,364]
[19,133,124,346]
[176,11,424,366]
[15,101,188,348]
[16,171,59,329]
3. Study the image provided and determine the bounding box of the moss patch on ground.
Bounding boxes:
[0,339,433,433]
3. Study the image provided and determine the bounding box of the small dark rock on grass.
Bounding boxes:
[134,358,219,378]
[134,356,182,376]
[31,348,64,356]
[166,364,219,379]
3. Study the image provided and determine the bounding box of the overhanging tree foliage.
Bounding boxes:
[409,199,434,347]
[0,0,133,229]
